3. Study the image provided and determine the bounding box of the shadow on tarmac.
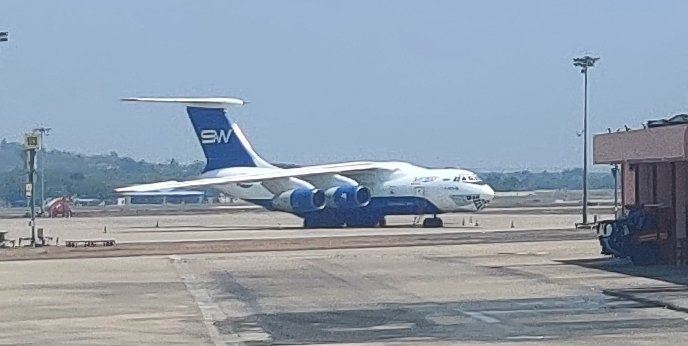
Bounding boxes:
[214,295,686,344]
[559,258,688,313]
[559,257,688,287]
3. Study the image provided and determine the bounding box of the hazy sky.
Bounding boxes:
[2,1,688,171]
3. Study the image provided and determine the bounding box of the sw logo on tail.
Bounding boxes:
[200,129,232,144]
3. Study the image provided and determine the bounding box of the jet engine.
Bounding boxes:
[272,188,326,213]
[325,186,371,209]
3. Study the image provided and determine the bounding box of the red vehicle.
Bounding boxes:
[45,197,73,218]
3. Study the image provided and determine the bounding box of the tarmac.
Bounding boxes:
[0,211,599,244]
[1,211,687,345]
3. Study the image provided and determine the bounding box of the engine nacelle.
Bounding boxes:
[272,188,326,213]
[325,186,371,209]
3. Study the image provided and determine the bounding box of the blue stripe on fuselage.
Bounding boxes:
[244,196,441,217]
[366,196,441,215]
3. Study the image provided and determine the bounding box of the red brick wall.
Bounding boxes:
[675,162,688,240]
[656,163,674,207]
[622,162,635,206]
[637,164,653,204]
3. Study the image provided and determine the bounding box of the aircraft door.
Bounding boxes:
[414,186,425,196]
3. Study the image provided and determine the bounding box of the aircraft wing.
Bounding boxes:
[115,161,393,193]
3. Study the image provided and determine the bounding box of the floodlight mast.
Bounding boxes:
[573,55,599,225]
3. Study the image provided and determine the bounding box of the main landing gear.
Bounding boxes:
[302,214,387,228]
[378,216,387,227]
[422,214,443,228]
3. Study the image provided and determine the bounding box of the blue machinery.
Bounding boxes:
[595,205,672,265]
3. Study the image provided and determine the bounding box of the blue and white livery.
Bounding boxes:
[116,97,495,228]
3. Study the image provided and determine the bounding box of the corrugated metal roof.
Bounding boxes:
[647,114,688,128]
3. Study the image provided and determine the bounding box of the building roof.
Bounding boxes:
[647,113,688,128]
[594,124,688,164]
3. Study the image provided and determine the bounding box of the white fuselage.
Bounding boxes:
[202,161,495,213]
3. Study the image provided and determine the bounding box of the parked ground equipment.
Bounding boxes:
[596,204,672,265]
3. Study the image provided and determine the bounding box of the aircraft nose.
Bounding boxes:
[480,184,496,202]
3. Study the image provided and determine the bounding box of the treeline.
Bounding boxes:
[0,141,204,205]
[479,169,614,192]
[0,140,614,206]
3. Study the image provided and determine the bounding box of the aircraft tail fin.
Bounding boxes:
[122,97,273,172]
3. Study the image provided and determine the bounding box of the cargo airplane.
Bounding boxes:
[116,97,495,228]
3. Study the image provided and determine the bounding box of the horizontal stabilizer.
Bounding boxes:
[119,190,205,197]
[122,97,246,109]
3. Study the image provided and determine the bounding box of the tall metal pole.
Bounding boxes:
[583,67,589,224]
[40,141,45,213]
[33,127,51,214]
[25,132,40,247]
[574,55,599,225]
[29,149,36,247]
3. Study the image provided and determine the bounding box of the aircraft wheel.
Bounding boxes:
[422,217,443,228]
[378,217,387,227]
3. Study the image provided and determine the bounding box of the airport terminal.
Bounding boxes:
[2,3,688,345]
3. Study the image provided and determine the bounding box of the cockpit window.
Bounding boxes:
[454,175,483,183]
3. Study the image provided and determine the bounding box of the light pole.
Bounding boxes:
[33,127,51,213]
[24,133,40,247]
[573,55,599,225]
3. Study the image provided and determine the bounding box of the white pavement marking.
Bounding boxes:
[170,255,229,346]
[507,335,549,340]
[461,311,502,324]
[325,322,416,332]
[170,255,273,345]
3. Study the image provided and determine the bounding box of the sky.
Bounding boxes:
[1,0,688,171]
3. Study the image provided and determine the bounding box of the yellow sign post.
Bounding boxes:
[24,133,39,246]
